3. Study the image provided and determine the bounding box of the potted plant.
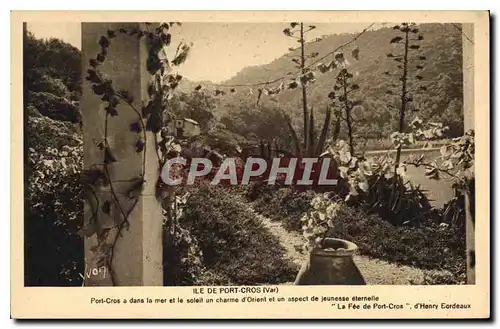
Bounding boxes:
[294,193,366,285]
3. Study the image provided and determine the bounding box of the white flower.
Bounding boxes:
[396,164,407,177]
[358,180,369,192]
[442,160,454,170]
[325,203,337,218]
[339,150,352,164]
[311,197,322,209]
[339,166,349,178]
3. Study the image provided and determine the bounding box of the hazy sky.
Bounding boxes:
[27,22,380,83]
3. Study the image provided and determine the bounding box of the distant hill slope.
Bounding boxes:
[213,23,464,140]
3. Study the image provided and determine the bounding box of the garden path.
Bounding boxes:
[233,195,427,285]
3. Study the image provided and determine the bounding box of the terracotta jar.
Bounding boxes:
[294,238,366,285]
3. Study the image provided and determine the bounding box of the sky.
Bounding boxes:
[27,22,381,83]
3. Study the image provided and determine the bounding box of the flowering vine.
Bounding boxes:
[80,22,190,286]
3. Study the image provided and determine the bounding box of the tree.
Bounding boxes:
[329,68,362,155]
[170,90,218,132]
[385,22,427,171]
[282,22,319,152]
[24,30,81,97]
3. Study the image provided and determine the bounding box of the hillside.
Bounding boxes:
[211,23,464,147]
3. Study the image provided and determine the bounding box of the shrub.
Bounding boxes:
[31,75,70,97]
[359,174,435,226]
[25,115,84,286]
[162,214,206,286]
[247,184,315,232]
[243,180,278,202]
[277,189,316,232]
[24,29,81,97]
[27,91,81,123]
[181,185,298,285]
[325,204,465,275]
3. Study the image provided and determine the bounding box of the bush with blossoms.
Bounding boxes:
[25,115,84,286]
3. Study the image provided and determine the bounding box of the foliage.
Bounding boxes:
[220,103,293,153]
[284,104,335,158]
[300,193,342,251]
[25,23,196,285]
[243,180,279,202]
[246,183,315,231]
[362,138,450,151]
[281,22,318,156]
[24,30,82,96]
[320,139,430,225]
[405,129,474,186]
[181,186,298,285]
[168,90,219,131]
[403,129,475,230]
[25,115,84,286]
[26,91,81,123]
[24,22,472,286]
[301,114,453,227]
[162,192,206,286]
[384,22,428,192]
[24,29,84,285]
[30,75,70,98]
[186,126,249,157]
[325,204,465,279]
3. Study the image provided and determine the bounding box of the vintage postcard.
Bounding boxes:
[11,10,490,319]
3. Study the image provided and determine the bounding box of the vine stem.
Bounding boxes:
[103,112,129,224]
[104,95,148,287]
[79,185,100,231]
[116,94,148,176]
